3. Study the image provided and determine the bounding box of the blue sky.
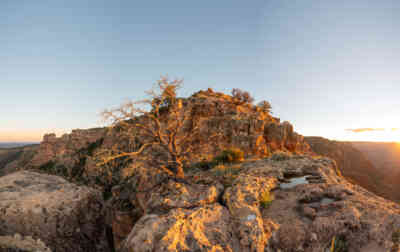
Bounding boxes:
[1,0,400,142]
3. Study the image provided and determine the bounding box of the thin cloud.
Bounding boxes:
[391,128,400,131]
[345,128,385,133]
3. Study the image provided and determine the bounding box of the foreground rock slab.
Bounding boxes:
[0,171,109,252]
[120,204,240,252]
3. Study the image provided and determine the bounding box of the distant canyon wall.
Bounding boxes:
[305,136,400,202]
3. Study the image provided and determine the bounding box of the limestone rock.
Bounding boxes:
[27,90,311,189]
[120,204,240,252]
[0,171,110,252]
[0,234,51,252]
[30,128,106,169]
[144,179,224,214]
[116,155,400,252]
[223,169,278,252]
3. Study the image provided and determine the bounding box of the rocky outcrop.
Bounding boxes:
[0,171,110,252]
[117,156,400,252]
[264,121,309,153]
[30,128,106,170]
[222,168,278,252]
[27,90,310,189]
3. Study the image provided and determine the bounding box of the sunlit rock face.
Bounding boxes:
[30,128,106,169]
[0,171,110,252]
[120,204,240,252]
[27,89,311,187]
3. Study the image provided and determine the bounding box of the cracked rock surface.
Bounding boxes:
[0,171,110,252]
[119,156,400,252]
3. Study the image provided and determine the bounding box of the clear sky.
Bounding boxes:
[1,0,400,142]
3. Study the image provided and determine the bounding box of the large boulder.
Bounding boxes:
[0,171,110,252]
[120,204,240,252]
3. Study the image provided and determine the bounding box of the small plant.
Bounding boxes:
[212,164,242,188]
[189,160,218,171]
[257,100,272,114]
[392,229,400,252]
[213,148,244,164]
[329,235,348,252]
[393,229,400,243]
[260,190,274,209]
[311,155,325,160]
[38,161,55,173]
[212,164,241,176]
[231,88,254,104]
[270,151,292,161]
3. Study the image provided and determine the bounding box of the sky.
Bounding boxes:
[1,0,400,142]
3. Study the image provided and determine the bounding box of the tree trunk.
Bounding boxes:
[176,164,184,179]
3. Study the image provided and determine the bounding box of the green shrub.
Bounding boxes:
[231,88,254,104]
[392,228,400,252]
[213,148,244,164]
[212,164,242,188]
[393,229,400,243]
[186,148,244,173]
[270,151,292,161]
[189,160,218,171]
[213,164,241,176]
[38,161,55,173]
[329,235,348,252]
[260,190,274,209]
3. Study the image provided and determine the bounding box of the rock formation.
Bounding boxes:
[3,88,400,251]
[118,155,400,252]
[26,89,311,191]
[30,128,106,169]
[0,171,110,252]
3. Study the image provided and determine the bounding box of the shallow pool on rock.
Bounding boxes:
[320,197,335,204]
[280,176,310,189]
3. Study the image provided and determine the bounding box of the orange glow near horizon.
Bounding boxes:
[0,129,71,142]
[343,129,400,143]
[2,127,400,143]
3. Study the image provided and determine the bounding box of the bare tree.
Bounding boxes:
[98,76,201,178]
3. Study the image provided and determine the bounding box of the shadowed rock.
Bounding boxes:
[0,171,110,252]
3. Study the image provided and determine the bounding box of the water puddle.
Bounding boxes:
[320,197,335,205]
[280,175,309,189]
